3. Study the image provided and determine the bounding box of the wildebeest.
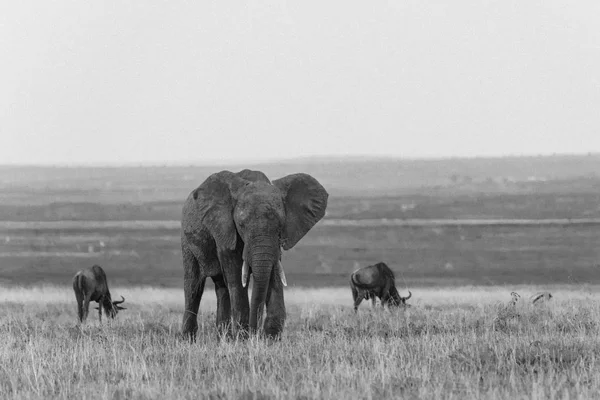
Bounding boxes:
[72,265,126,323]
[350,262,412,311]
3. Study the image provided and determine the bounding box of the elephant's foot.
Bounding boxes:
[181,313,199,342]
[181,327,197,342]
[263,315,285,339]
[231,326,250,341]
[215,321,230,340]
[215,319,250,341]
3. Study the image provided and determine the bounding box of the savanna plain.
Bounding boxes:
[2,285,600,399]
[1,157,600,399]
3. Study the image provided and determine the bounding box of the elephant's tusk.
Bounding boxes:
[277,260,287,287]
[242,260,249,288]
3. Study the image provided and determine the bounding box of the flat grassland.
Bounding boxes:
[2,223,600,288]
[2,159,600,398]
[2,157,600,288]
[1,285,599,399]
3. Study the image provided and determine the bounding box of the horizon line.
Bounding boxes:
[0,152,598,169]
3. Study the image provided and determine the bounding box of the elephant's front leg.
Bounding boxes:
[182,243,206,341]
[212,275,231,336]
[219,251,249,337]
[264,272,286,338]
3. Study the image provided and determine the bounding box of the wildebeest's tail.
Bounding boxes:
[72,272,85,322]
[72,272,85,293]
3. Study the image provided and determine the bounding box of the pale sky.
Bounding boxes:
[1,1,599,165]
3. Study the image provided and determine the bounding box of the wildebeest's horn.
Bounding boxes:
[113,295,125,305]
[404,290,412,300]
[278,260,287,287]
[242,259,249,288]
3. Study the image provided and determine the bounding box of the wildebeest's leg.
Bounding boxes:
[212,275,230,336]
[74,289,84,323]
[353,292,364,312]
[388,286,402,308]
[82,295,91,323]
[381,282,393,310]
[381,294,390,310]
[182,243,205,341]
[377,288,388,310]
[351,284,359,312]
[98,298,103,322]
[77,300,84,323]
[371,294,377,309]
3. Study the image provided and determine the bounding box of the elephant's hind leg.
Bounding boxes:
[182,244,206,341]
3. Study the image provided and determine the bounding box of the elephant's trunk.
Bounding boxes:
[248,241,278,333]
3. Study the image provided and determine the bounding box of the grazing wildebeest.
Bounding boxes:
[72,265,126,323]
[350,262,412,311]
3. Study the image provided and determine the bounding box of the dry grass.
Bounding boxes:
[1,285,599,399]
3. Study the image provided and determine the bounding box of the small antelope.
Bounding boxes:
[508,291,553,306]
[531,292,553,304]
[72,265,126,323]
[509,291,521,307]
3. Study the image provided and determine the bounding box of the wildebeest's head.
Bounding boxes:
[391,290,412,307]
[95,295,126,318]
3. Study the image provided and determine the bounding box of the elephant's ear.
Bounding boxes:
[187,171,246,250]
[273,173,329,250]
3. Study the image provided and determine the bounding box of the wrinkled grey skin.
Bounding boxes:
[350,262,411,311]
[181,169,328,340]
[72,264,126,323]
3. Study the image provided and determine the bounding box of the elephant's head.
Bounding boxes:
[187,169,328,335]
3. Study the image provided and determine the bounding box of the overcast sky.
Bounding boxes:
[1,1,599,165]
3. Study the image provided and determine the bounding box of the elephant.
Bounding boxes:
[180,169,328,340]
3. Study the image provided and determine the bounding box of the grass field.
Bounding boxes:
[1,284,599,399]
[1,161,600,398]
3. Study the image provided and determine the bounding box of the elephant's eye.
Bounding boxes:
[266,211,284,225]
